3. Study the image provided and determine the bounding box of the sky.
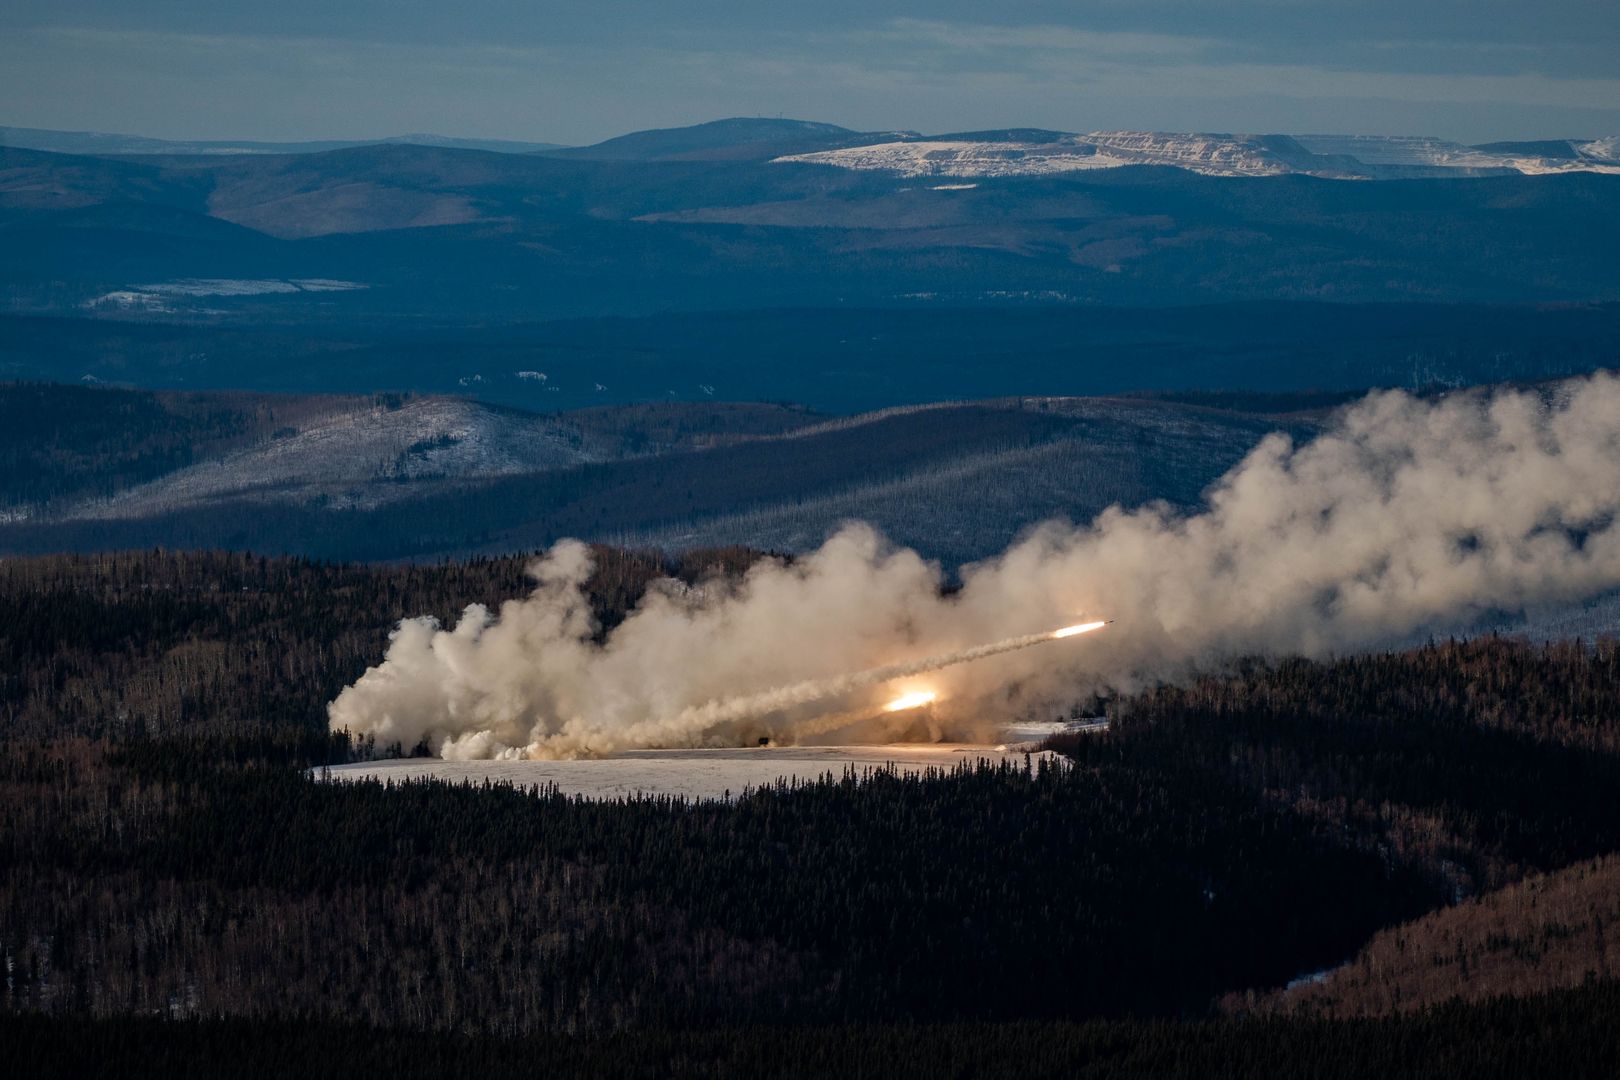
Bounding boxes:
[2,2,1617,145]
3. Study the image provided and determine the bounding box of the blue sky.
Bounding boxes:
[2,2,1616,144]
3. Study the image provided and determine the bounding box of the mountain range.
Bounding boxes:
[0,124,565,157]
[2,118,1618,326]
[2,114,1618,414]
[6,117,1617,177]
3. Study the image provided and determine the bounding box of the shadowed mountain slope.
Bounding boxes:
[0,384,1303,563]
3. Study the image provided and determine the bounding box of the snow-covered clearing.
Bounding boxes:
[320,744,1064,802]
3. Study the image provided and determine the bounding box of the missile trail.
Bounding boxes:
[333,373,1620,764]
[616,620,1110,746]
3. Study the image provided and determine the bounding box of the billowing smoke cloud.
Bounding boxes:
[330,375,1620,759]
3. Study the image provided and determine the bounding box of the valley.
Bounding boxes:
[5,82,1620,1074]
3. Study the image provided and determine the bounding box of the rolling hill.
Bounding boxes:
[0,383,1305,564]
[3,124,1619,324]
[536,117,886,161]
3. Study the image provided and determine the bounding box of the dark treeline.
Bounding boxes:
[10,982,1620,1080]
[1053,641,1620,892]
[4,549,1620,1059]
[0,383,249,508]
[0,546,758,739]
[0,739,1429,1030]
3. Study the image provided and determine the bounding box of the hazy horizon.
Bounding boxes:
[3,2,1617,147]
[3,112,1616,151]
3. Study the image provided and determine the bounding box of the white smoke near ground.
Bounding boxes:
[330,375,1620,760]
[594,621,1105,752]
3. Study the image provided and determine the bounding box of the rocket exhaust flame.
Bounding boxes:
[883,690,938,712]
[594,619,1111,751]
[330,375,1620,762]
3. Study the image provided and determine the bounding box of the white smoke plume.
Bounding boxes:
[330,375,1620,759]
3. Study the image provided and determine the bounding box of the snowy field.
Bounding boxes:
[320,744,1065,802]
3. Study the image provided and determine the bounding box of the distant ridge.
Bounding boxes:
[8,117,1618,176]
[3,118,1618,321]
[538,117,900,162]
[0,124,565,157]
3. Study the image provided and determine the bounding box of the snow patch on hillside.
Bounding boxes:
[1294,134,1509,168]
[55,398,606,520]
[1579,137,1620,164]
[83,279,369,310]
[81,290,175,313]
[1297,134,1620,176]
[779,131,1620,179]
[137,278,368,297]
[778,138,1146,178]
[1083,131,1297,175]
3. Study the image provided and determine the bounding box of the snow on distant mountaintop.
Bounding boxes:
[10,118,1613,175]
[775,138,1134,178]
[1295,134,1510,167]
[773,132,1299,179]
[1290,134,1620,175]
[1083,132,1318,175]
[776,131,1620,180]
[1308,134,1611,171]
[1581,137,1620,163]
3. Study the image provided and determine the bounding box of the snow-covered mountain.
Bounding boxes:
[776,131,1620,180]
[1579,136,1620,163]
[1292,134,1620,176]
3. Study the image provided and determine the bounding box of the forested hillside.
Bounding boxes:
[1237,853,1620,1016]
[11,986,1620,1080]
[0,384,1299,564]
[0,383,376,511]
[4,549,1620,1045]
[0,546,753,739]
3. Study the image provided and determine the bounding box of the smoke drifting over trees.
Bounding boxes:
[330,375,1620,759]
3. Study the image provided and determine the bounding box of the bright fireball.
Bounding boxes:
[883,690,937,712]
